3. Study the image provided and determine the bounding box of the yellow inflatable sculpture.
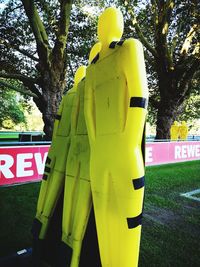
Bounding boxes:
[179,121,188,140]
[60,42,102,267]
[84,7,148,267]
[170,121,179,141]
[32,66,86,240]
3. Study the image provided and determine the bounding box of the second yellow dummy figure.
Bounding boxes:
[85,7,148,267]
[60,43,102,267]
[32,66,86,240]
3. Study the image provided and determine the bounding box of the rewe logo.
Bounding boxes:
[175,145,200,159]
[0,152,48,179]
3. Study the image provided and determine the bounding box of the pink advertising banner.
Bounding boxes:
[146,141,200,166]
[0,146,49,186]
[0,141,199,186]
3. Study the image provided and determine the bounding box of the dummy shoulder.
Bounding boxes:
[122,38,143,52]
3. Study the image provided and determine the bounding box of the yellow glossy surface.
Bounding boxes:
[84,7,148,267]
[179,121,188,140]
[60,44,103,266]
[35,66,86,239]
[170,121,180,140]
[62,78,92,266]
[88,42,102,63]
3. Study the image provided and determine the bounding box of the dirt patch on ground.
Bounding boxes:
[143,203,200,237]
[143,205,180,227]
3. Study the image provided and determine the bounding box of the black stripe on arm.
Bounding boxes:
[91,53,100,64]
[55,114,62,120]
[117,40,124,46]
[127,213,143,229]
[130,97,147,108]
[132,176,145,190]
[109,41,117,48]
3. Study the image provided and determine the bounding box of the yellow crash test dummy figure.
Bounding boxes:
[179,121,188,140]
[170,121,179,141]
[60,42,102,267]
[32,66,86,241]
[85,7,148,267]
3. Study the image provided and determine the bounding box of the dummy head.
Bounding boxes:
[74,65,86,86]
[89,42,102,64]
[97,7,124,45]
[174,121,178,126]
[181,121,186,126]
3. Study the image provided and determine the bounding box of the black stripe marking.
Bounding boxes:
[31,218,42,239]
[130,97,147,108]
[42,174,48,180]
[91,53,99,64]
[81,77,86,81]
[44,166,51,173]
[46,156,51,165]
[55,114,62,120]
[132,176,145,190]
[127,213,143,229]
[117,40,124,46]
[109,41,117,48]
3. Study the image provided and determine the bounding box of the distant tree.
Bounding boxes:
[123,0,200,139]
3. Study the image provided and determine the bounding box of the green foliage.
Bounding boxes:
[0,82,27,129]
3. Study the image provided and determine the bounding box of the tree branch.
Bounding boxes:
[170,20,184,58]
[21,0,50,66]
[155,0,175,70]
[2,39,39,61]
[0,72,37,85]
[177,58,200,99]
[52,0,73,63]
[0,79,38,97]
[180,24,199,55]
[124,3,158,58]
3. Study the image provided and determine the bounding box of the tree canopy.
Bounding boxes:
[0,0,199,139]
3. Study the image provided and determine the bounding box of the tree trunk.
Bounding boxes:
[155,99,176,139]
[34,68,66,140]
[42,90,62,141]
[155,96,185,140]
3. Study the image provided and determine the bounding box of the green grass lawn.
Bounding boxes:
[0,160,199,266]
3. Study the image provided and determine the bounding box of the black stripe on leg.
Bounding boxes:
[132,176,145,190]
[46,156,51,165]
[44,166,51,173]
[42,174,48,181]
[127,213,143,229]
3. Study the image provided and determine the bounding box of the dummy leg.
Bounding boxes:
[61,171,92,267]
[91,165,144,267]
